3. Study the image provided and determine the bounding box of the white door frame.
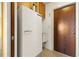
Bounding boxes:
[14,2,17,57]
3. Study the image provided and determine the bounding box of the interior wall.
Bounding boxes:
[3,2,8,56]
[44,2,75,51]
[0,2,2,56]
[14,2,17,57]
[78,3,79,57]
[7,2,11,56]
[2,2,11,57]
[76,2,79,57]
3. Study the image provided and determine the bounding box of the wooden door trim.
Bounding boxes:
[11,2,15,57]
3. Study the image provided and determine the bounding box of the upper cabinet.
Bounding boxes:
[39,2,45,18]
[17,2,45,18]
[17,2,33,9]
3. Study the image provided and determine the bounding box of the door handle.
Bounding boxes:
[24,30,32,33]
[12,35,14,40]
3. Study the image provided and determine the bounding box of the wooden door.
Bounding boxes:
[11,2,15,57]
[54,4,76,57]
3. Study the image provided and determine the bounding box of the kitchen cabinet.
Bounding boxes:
[17,2,45,18]
[39,2,45,18]
[33,2,45,18]
[17,2,33,9]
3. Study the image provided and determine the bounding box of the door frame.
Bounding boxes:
[11,2,15,57]
[11,2,17,57]
[54,3,76,56]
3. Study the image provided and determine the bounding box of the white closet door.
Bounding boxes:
[19,6,42,57]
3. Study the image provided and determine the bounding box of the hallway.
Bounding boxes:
[0,2,79,57]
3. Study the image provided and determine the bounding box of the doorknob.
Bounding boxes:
[12,35,14,40]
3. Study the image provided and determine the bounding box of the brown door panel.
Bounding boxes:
[54,4,76,57]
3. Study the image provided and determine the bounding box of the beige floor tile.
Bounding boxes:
[38,48,70,57]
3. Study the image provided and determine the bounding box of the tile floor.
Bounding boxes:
[37,48,70,57]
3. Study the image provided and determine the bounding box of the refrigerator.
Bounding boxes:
[17,6,42,57]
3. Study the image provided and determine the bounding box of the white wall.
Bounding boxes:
[3,2,9,57]
[14,2,17,57]
[44,2,76,51]
[2,2,11,57]
[0,3,2,56]
[76,2,79,57]
[78,3,79,57]
[7,3,11,56]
